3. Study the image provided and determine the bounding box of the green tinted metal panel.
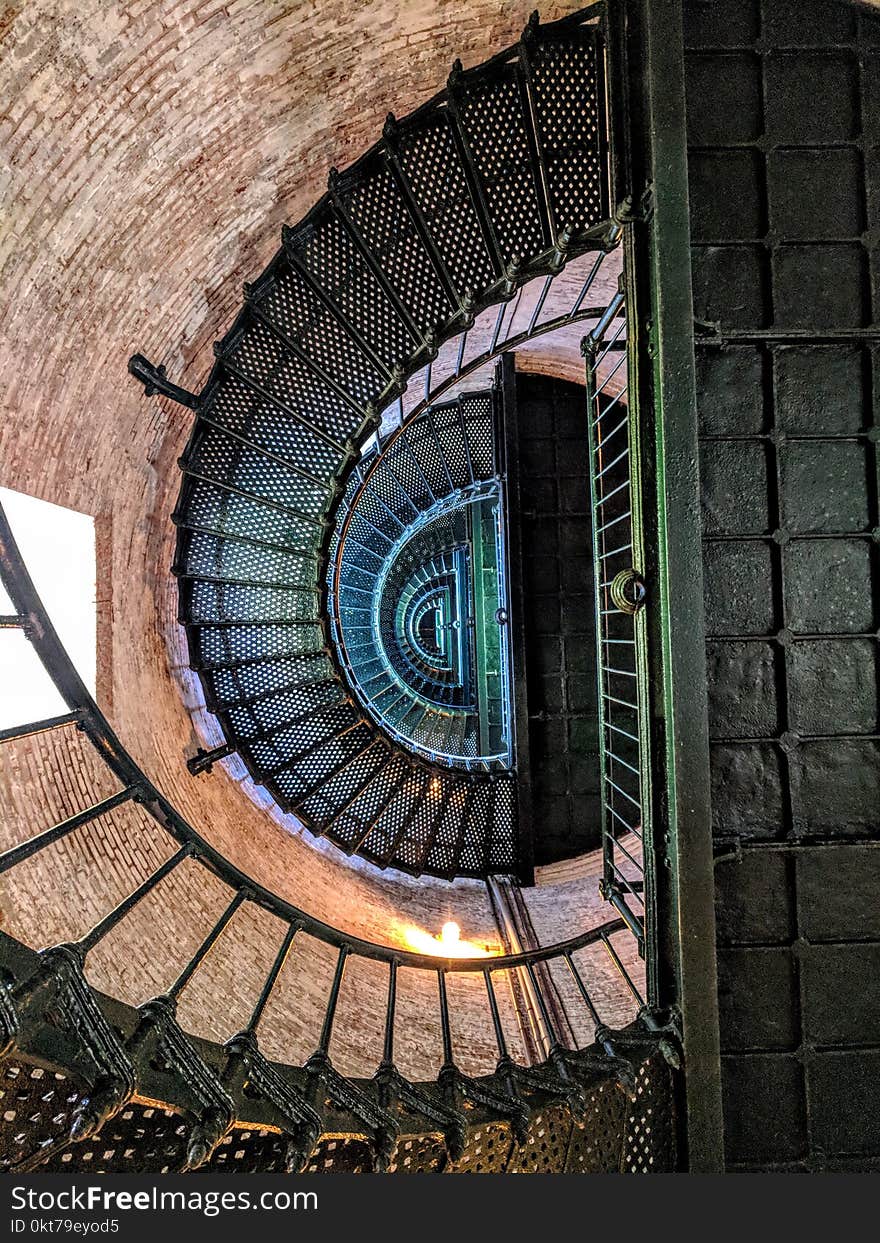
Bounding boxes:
[584,269,653,960]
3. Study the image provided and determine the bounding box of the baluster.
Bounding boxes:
[524,960,561,1055]
[246,922,300,1035]
[483,969,509,1063]
[455,328,469,376]
[74,844,192,956]
[527,274,553,335]
[165,889,247,1001]
[571,251,606,316]
[437,969,454,1068]
[562,951,601,1031]
[490,302,506,353]
[563,950,616,1060]
[602,934,680,1062]
[600,931,645,1008]
[381,959,398,1067]
[316,946,349,1058]
[0,786,139,875]
[505,285,524,344]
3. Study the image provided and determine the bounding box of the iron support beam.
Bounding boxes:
[613,0,724,1171]
[128,355,201,410]
[496,357,534,885]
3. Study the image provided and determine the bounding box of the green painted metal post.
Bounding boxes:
[607,0,725,1171]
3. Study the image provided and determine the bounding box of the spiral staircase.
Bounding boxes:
[329,390,509,774]
[133,3,620,882]
[0,4,680,1176]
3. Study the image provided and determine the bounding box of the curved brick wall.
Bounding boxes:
[0,0,634,1077]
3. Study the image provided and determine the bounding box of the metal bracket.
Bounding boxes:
[693,317,723,340]
[373,1061,467,1164]
[613,183,654,225]
[128,996,234,1170]
[438,1062,531,1146]
[223,1031,322,1173]
[303,1050,398,1172]
[187,743,236,776]
[128,355,201,411]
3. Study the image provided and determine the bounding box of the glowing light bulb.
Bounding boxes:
[401,920,493,958]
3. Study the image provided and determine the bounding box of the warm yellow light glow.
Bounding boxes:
[402,920,494,958]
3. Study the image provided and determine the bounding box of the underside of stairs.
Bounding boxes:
[0,933,675,1176]
[155,6,616,881]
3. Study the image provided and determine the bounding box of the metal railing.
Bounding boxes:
[0,490,631,970]
[584,265,653,958]
[0,496,668,1171]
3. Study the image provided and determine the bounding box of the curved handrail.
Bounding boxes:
[0,499,624,973]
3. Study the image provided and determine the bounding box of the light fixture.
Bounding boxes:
[402,919,496,958]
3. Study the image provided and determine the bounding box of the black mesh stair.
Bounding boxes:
[152,7,613,880]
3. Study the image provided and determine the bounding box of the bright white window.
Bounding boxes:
[0,487,97,730]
